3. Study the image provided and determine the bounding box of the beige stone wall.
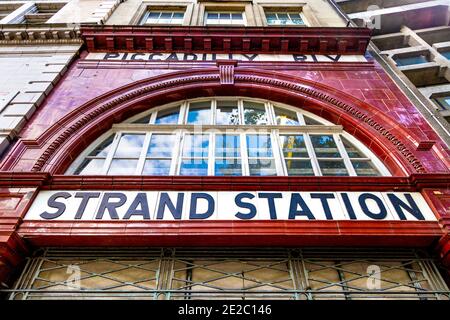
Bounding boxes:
[105,0,346,26]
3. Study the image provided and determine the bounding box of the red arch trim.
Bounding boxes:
[2,68,426,175]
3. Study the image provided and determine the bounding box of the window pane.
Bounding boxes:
[88,135,114,157]
[180,159,208,175]
[183,134,209,157]
[220,13,231,19]
[173,12,184,19]
[148,12,159,19]
[215,134,240,157]
[155,107,179,124]
[216,101,239,125]
[351,160,380,176]
[147,134,175,157]
[114,134,145,158]
[143,159,171,175]
[207,13,218,19]
[108,159,139,175]
[215,158,242,176]
[280,135,308,157]
[274,108,300,125]
[266,13,276,24]
[133,115,151,124]
[285,159,314,176]
[75,159,105,175]
[304,115,323,125]
[395,55,428,66]
[342,137,365,158]
[248,159,277,176]
[246,135,273,157]
[310,135,341,158]
[243,101,267,125]
[318,160,348,176]
[231,13,242,20]
[187,101,211,124]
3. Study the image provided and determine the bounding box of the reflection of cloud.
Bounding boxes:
[183,134,209,157]
[148,134,175,157]
[115,135,145,157]
[188,109,211,124]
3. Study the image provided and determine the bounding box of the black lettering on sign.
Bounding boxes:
[242,54,258,61]
[293,54,307,62]
[166,53,179,61]
[96,193,126,220]
[40,192,71,219]
[157,193,184,219]
[358,193,387,219]
[183,53,198,61]
[131,53,145,60]
[289,193,315,220]
[74,192,100,219]
[258,193,282,219]
[235,193,257,219]
[104,53,120,60]
[123,193,150,220]
[324,55,341,62]
[149,53,163,60]
[340,193,357,219]
[311,193,335,220]
[387,193,425,221]
[189,193,214,219]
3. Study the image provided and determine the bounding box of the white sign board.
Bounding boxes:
[24,191,437,221]
[85,52,367,63]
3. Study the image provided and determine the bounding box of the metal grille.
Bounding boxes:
[5,248,450,300]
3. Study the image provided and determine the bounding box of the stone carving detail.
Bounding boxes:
[31,71,425,173]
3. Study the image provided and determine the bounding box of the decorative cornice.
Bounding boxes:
[80,25,371,55]
[0,23,81,43]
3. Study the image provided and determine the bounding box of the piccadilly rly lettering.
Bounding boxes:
[27,191,436,221]
[101,52,344,62]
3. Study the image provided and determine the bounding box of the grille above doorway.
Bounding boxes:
[6,248,450,300]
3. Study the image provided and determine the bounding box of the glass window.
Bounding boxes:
[155,107,180,124]
[215,134,242,176]
[394,55,429,66]
[187,101,211,125]
[310,135,348,176]
[433,96,450,111]
[266,12,305,26]
[143,134,176,175]
[243,101,268,125]
[247,134,277,176]
[206,11,244,25]
[280,135,314,176]
[142,10,185,25]
[107,134,145,175]
[274,107,300,125]
[180,134,209,175]
[69,99,387,177]
[216,101,240,125]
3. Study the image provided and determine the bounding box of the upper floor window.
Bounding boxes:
[433,95,450,111]
[141,10,185,25]
[67,98,390,177]
[205,11,245,25]
[265,11,305,26]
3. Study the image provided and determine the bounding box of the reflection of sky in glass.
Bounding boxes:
[114,134,145,158]
[215,160,242,176]
[187,102,211,124]
[183,134,209,157]
[108,159,138,175]
[155,108,179,124]
[351,160,379,176]
[77,159,105,175]
[280,135,308,158]
[180,159,208,175]
[215,135,240,157]
[310,135,340,158]
[143,159,171,175]
[246,135,273,157]
[89,135,114,157]
[249,159,277,176]
[147,134,175,157]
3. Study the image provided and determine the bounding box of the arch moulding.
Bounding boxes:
[2,67,428,175]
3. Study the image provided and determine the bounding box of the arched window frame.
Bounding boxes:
[66,97,391,177]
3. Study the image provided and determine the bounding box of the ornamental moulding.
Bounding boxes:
[1,68,427,175]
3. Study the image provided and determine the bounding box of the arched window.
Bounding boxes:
[67,98,390,177]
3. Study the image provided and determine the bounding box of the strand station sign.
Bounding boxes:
[85,52,368,63]
[25,191,437,221]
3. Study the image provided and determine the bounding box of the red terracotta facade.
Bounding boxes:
[0,26,449,287]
